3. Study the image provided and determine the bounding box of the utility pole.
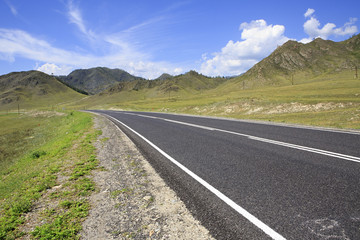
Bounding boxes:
[355,66,358,79]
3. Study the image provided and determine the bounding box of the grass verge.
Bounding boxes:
[0,111,100,239]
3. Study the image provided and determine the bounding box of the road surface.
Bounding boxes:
[90,110,360,240]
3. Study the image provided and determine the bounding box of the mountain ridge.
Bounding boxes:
[234,34,360,88]
[101,70,227,96]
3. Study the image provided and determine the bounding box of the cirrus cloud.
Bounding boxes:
[0,0,187,79]
[0,27,182,79]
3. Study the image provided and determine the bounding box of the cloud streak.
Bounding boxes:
[0,27,182,78]
[0,1,184,78]
[66,0,96,41]
[5,0,17,16]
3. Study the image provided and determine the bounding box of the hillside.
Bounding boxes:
[70,70,228,109]
[231,34,360,88]
[60,67,145,95]
[103,70,227,94]
[101,70,226,96]
[0,71,84,110]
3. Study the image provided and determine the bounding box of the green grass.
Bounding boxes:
[0,112,65,177]
[68,70,360,129]
[0,111,100,239]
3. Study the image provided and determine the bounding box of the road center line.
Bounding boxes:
[106,114,287,240]
[127,112,360,163]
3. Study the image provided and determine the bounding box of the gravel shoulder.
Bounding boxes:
[81,115,214,239]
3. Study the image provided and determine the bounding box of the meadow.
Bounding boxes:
[0,111,100,239]
[71,70,360,129]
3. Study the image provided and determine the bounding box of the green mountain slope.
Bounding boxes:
[105,70,226,94]
[60,67,145,94]
[230,34,360,88]
[0,71,84,110]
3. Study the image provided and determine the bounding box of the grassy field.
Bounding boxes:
[68,70,360,129]
[0,111,100,239]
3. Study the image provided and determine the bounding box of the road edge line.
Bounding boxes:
[106,114,287,240]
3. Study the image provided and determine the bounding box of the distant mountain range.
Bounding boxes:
[102,70,227,95]
[0,34,359,110]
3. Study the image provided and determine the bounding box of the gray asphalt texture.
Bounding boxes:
[91,110,360,240]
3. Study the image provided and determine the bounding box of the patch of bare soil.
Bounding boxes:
[191,101,357,116]
[24,110,66,117]
[81,116,214,239]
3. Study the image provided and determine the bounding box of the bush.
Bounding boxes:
[31,150,47,159]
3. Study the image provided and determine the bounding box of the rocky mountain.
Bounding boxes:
[60,67,145,95]
[0,71,83,110]
[235,34,360,87]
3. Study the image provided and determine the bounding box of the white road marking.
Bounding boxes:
[144,111,360,135]
[106,114,287,240]
[126,112,360,164]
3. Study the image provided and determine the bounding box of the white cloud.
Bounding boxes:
[304,8,315,18]
[36,63,73,76]
[0,28,94,65]
[0,0,187,78]
[200,19,289,77]
[300,9,358,43]
[0,28,183,78]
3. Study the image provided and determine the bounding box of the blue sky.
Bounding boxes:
[0,0,359,78]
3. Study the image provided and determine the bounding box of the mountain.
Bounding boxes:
[233,34,360,88]
[154,73,173,81]
[102,70,227,96]
[0,71,84,110]
[60,67,145,95]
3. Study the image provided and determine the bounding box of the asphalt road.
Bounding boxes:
[90,110,360,240]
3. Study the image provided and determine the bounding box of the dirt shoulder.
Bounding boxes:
[81,115,214,239]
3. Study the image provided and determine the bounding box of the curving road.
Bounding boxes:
[90,110,360,240]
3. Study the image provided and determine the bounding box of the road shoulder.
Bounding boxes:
[81,115,214,239]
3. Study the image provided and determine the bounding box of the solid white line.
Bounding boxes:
[135,111,360,136]
[106,115,286,240]
[128,113,360,164]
